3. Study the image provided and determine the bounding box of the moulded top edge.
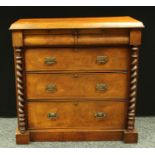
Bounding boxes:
[9,16,145,30]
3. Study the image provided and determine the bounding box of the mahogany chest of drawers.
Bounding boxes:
[10,17,144,144]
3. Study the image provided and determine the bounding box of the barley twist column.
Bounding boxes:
[127,46,139,130]
[15,48,26,133]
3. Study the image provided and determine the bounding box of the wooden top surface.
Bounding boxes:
[10,16,144,30]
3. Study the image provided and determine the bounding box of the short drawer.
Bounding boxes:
[25,47,130,71]
[23,29,129,46]
[26,73,129,99]
[27,101,127,129]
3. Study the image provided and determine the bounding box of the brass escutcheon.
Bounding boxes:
[46,83,57,92]
[48,112,57,120]
[44,57,56,65]
[96,83,107,91]
[95,112,106,119]
[96,56,108,64]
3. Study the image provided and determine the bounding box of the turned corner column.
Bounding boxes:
[127,46,139,131]
[12,31,27,135]
[12,31,30,144]
[124,29,142,143]
[14,47,26,134]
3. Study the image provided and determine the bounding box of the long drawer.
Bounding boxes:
[27,101,127,129]
[26,73,129,100]
[23,29,129,46]
[25,47,130,71]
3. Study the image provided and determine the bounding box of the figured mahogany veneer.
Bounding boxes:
[25,47,130,71]
[26,73,128,99]
[23,29,129,46]
[27,101,127,129]
[10,16,144,144]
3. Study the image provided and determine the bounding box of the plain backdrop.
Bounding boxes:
[0,6,155,117]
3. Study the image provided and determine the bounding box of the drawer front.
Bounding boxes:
[23,29,129,46]
[26,73,129,99]
[25,47,130,71]
[27,101,127,129]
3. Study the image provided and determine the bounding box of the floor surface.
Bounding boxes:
[0,117,155,148]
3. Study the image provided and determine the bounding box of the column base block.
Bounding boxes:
[16,129,30,144]
[123,129,138,143]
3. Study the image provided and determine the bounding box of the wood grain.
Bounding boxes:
[26,73,129,99]
[123,130,138,143]
[30,129,124,141]
[130,29,142,45]
[12,31,23,47]
[25,47,130,71]
[23,32,129,46]
[10,17,143,144]
[10,16,144,30]
[23,28,128,35]
[27,101,127,129]
[16,129,30,144]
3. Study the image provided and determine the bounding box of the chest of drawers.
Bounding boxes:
[10,17,144,144]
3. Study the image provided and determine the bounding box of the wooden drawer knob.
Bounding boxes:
[73,73,79,78]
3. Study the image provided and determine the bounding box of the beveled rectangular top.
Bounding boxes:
[10,16,144,30]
